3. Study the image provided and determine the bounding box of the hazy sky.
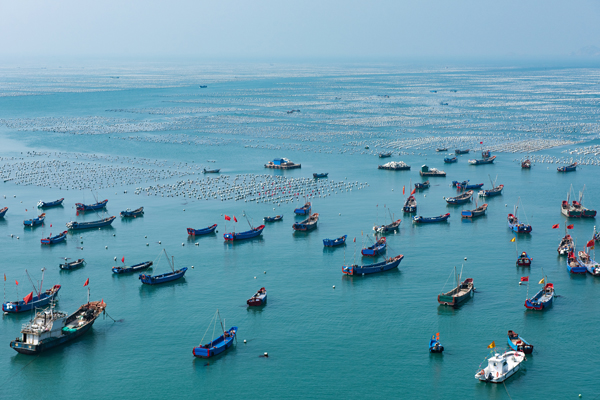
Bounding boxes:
[1,0,599,59]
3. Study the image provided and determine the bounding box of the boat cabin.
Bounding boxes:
[487,353,510,377]
[21,310,68,345]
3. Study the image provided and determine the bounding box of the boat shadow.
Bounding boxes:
[187,232,217,243]
[41,241,68,249]
[341,268,401,283]
[323,244,346,252]
[120,215,144,223]
[223,236,265,247]
[461,215,488,223]
[138,278,188,295]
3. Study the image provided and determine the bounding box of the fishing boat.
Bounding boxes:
[294,202,311,215]
[2,269,60,314]
[361,237,386,257]
[75,199,108,211]
[458,182,484,190]
[516,252,532,267]
[480,184,503,197]
[247,287,267,306]
[557,234,574,255]
[10,300,106,355]
[193,311,237,358]
[557,162,577,172]
[414,213,450,223]
[342,255,404,276]
[525,282,554,310]
[452,180,467,188]
[37,198,64,208]
[429,333,444,353]
[419,165,446,177]
[378,161,410,170]
[438,266,474,307]
[66,216,116,230]
[507,330,534,354]
[414,180,430,190]
[436,147,448,152]
[120,207,144,217]
[482,150,491,158]
[112,261,153,274]
[263,215,283,222]
[0,207,7,218]
[379,152,393,158]
[41,231,67,245]
[567,250,587,274]
[264,157,301,170]
[203,168,221,173]
[475,351,525,383]
[139,250,188,285]
[323,235,347,247]
[445,190,473,205]
[521,160,531,169]
[462,203,488,218]
[444,156,457,163]
[468,155,496,165]
[508,200,532,233]
[561,185,596,218]
[455,149,470,155]
[23,213,46,227]
[313,173,328,178]
[374,219,401,234]
[224,225,266,240]
[187,224,218,235]
[59,258,86,270]
[403,195,417,213]
[292,213,319,232]
[578,250,600,276]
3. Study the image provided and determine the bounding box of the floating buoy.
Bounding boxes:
[244,340,247,343]
[113,233,116,236]
[264,271,266,274]
[144,235,147,238]
[114,257,117,261]
[254,276,256,279]
[333,285,335,289]
[264,352,269,357]
[191,266,194,269]
[105,246,108,249]
[10,234,13,237]
[146,243,149,246]
[16,236,19,240]
[195,242,199,246]
[464,257,467,261]
[182,243,184,246]
[158,241,161,244]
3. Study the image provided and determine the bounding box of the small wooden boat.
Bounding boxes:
[508,213,532,233]
[379,152,393,158]
[414,213,450,223]
[455,149,470,155]
[578,250,600,276]
[193,326,237,358]
[475,351,525,383]
[323,235,347,247]
[294,202,311,215]
[420,165,446,177]
[203,168,221,173]
[436,147,448,152]
[403,195,417,213]
[557,162,577,172]
[445,190,473,205]
[224,225,266,240]
[139,251,187,285]
[567,250,587,274]
[525,283,554,310]
[444,156,457,163]
[24,213,45,227]
[247,287,267,306]
[378,161,410,170]
[66,216,116,230]
[37,198,64,208]
[112,261,153,274]
[521,160,531,168]
[459,182,484,190]
[557,234,574,255]
[120,207,144,217]
[438,267,473,307]
[373,219,401,234]
[41,231,67,245]
[414,180,430,190]
[0,207,7,218]
[361,237,386,257]
[342,255,404,275]
[468,155,496,165]
[429,334,444,353]
[292,213,319,231]
[263,215,283,222]
[462,203,488,218]
[507,331,534,354]
[75,199,108,211]
[480,184,503,197]
[187,224,218,235]
[516,252,532,267]
[313,173,328,178]
[59,258,86,270]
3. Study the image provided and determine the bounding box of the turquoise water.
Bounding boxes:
[1,63,600,399]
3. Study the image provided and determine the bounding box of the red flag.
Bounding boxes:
[353,237,356,242]
[224,215,231,221]
[520,276,529,282]
[50,224,52,227]
[587,240,595,248]
[552,224,559,229]
[15,280,18,286]
[23,292,33,305]
[234,216,238,222]
[410,188,416,196]
[402,185,405,195]
[83,278,89,287]
[121,256,125,263]
[567,224,574,229]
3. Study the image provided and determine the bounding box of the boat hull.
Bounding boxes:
[11,319,96,355]
[414,213,450,223]
[113,261,153,274]
[67,216,116,230]
[2,286,61,313]
[193,327,237,358]
[139,268,188,285]
[75,200,108,211]
[323,235,347,247]
[342,255,403,275]
[187,224,217,235]
[38,198,64,208]
[224,226,265,240]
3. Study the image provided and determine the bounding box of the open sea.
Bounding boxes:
[1,61,599,399]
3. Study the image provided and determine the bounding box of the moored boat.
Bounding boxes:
[557,234,574,255]
[193,326,237,358]
[75,199,108,211]
[462,203,488,219]
[438,266,474,307]
[525,282,554,310]
[414,213,450,223]
[112,261,153,274]
[557,162,577,172]
[444,156,457,163]
[120,207,144,217]
[468,155,496,165]
[429,333,444,353]
[378,161,410,170]
[224,224,266,240]
[139,250,188,285]
[263,215,283,222]
[292,213,319,232]
[414,180,430,190]
[247,287,267,306]
[508,213,532,233]
[66,216,116,230]
[458,182,484,190]
[24,213,46,227]
[578,250,600,276]
[264,157,301,169]
[475,351,525,383]
[0,207,7,218]
[419,165,446,177]
[187,224,218,235]
[373,219,401,234]
[521,160,531,168]
[59,258,86,270]
[403,195,417,213]
[203,168,221,173]
[294,202,311,215]
[567,250,587,274]
[41,231,67,245]
[455,149,470,155]
[507,330,534,354]
[361,237,386,257]
[313,173,328,178]
[2,268,61,314]
[445,190,473,205]
[37,198,64,208]
[516,252,532,267]
[342,255,404,275]
[323,235,347,247]
[379,152,393,158]
[436,147,448,152]
[479,184,503,197]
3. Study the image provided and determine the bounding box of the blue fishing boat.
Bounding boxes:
[193,311,237,358]
[203,168,221,173]
[557,162,577,172]
[37,198,64,208]
[508,214,531,233]
[313,173,328,178]
[263,215,283,222]
[59,258,86,270]
[413,213,450,223]
[567,250,587,274]
[516,252,532,267]
[379,152,393,158]
[429,334,444,353]
[187,224,218,235]
[292,213,319,231]
[323,235,347,247]
[481,184,503,197]
[455,149,470,155]
[507,330,534,354]
[224,224,265,241]
[41,231,67,245]
[75,199,108,211]
[373,219,401,234]
[468,155,496,165]
[445,190,473,205]
[112,261,153,274]
[2,268,60,314]
[444,156,457,163]
[342,255,404,275]
[414,180,430,190]
[0,207,8,218]
[66,216,116,230]
[294,202,311,215]
[452,180,467,187]
[362,237,386,257]
[459,182,484,190]
[524,283,554,310]
[120,207,144,217]
[139,250,187,285]
[24,213,46,227]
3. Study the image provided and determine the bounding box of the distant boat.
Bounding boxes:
[525,282,554,310]
[562,185,596,218]
[403,196,417,213]
[455,149,470,155]
[342,255,404,276]
[507,330,534,354]
[0,207,7,218]
[378,161,410,170]
[374,219,401,234]
[557,162,577,172]
[120,207,144,217]
[379,152,393,158]
[361,237,386,257]
[436,148,448,152]
[139,250,187,285]
[203,168,221,174]
[475,351,525,383]
[224,225,265,240]
[193,311,237,358]
[578,249,600,276]
[419,165,446,177]
[429,334,444,353]
[468,156,496,165]
[516,252,532,267]
[294,202,311,215]
[521,160,531,169]
[2,268,60,314]
[59,258,86,270]
[313,173,328,178]
[507,198,531,233]
[112,261,153,274]
[414,213,450,223]
[37,198,64,208]
[458,182,484,190]
[263,215,283,222]
[414,180,430,190]
[444,156,458,163]
[323,235,347,247]
[187,224,218,236]
[247,287,267,306]
[292,213,319,232]
[567,250,587,274]
[445,190,473,205]
[66,216,116,230]
[461,203,488,219]
[24,213,45,227]
[41,231,67,245]
[438,266,473,307]
[479,175,503,197]
[75,199,108,212]
[557,234,574,255]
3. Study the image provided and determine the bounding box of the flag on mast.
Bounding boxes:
[84,278,89,287]
[23,292,33,305]
[488,341,495,348]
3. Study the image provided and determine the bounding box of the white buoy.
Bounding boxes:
[191,266,194,269]
[158,241,161,244]
[244,340,247,343]
[264,271,266,274]
[182,243,184,246]
[464,257,467,261]
[105,246,108,249]
[145,235,147,238]
[10,234,13,237]
[333,285,335,289]
[195,242,199,246]
[264,352,268,357]
[114,257,117,261]
[16,236,19,239]
[113,233,116,236]
[146,243,149,246]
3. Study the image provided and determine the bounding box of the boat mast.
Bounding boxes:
[25,269,41,298]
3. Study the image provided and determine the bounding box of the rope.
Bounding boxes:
[503,381,513,400]
[199,311,217,345]
[104,311,122,323]
[3,355,39,385]
[440,268,455,293]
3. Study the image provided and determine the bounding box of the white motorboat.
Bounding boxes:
[475,351,525,383]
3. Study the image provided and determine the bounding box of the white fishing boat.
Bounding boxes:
[475,351,525,383]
